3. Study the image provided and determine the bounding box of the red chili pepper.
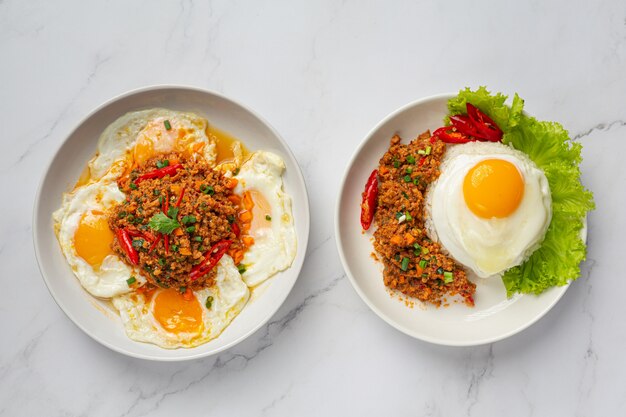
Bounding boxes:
[164,235,170,255]
[116,228,139,265]
[466,103,503,141]
[360,170,378,231]
[449,114,482,138]
[134,164,183,184]
[175,187,186,208]
[148,234,162,254]
[231,221,241,237]
[418,157,426,167]
[432,126,472,144]
[190,240,232,281]
[126,229,156,243]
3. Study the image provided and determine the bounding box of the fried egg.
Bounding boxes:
[52,173,145,297]
[234,151,297,287]
[89,109,216,179]
[112,256,249,348]
[426,141,551,278]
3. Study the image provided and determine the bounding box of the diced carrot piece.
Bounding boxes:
[228,195,241,205]
[404,233,416,245]
[390,235,403,245]
[171,184,181,194]
[180,247,192,256]
[379,165,389,175]
[183,288,193,301]
[415,266,423,276]
[242,236,255,247]
[174,228,184,236]
[239,211,253,222]
[242,191,254,210]
[224,178,238,189]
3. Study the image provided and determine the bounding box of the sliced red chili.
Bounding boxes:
[175,187,186,208]
[164,235,170,255]
[360,169,378,231]
[231,221,241,237]
[432,126,472,144]
[134,164,183,184]
[466,103,502,141]
[449,115,482,137]
[116,228,139,265]
[148,234,162,254]
[190,240,232,281]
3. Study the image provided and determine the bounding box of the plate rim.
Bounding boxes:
[334,92,572,347]
[33,84,311,361]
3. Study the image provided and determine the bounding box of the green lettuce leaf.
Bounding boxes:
[448,87,595,296]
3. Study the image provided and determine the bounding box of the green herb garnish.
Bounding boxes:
[164,120,172,130]
[126,276,136,285]
[156,160,169,169]
[400,257,410,271]
[148,212,180,234]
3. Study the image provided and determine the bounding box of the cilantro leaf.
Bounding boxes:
[148,212,180,234]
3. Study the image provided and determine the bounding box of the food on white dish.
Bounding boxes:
[426,141,551,278]
[361,87,594,307]
[53,109,297,348]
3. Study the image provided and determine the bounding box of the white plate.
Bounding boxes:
[34,85,310,361]
[335,93,584,346]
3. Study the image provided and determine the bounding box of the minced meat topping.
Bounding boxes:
[373,132,476,306]
[109,153,245,291]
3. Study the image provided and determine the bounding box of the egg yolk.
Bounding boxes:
[153,289,203,335]
[463,159,524,218]
[74,211,115,268]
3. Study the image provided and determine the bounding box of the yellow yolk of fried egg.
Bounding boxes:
[88,109,216,179]
[112,256,249,348]
[234,151,297,287]
[53,173,146,297]
[426,141,551,278]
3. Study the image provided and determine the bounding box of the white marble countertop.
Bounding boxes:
[2,0,625,415]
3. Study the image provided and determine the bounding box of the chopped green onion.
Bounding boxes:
[421,273,429,278]
[182,215,197,224]
[406,155,416,164]
[164,120,172,130]
[265,215,272,221]
[401,257,410,271]
[126,276,136,285]
[405,212,413,221]
[227,215,235,224]
[238,264,247,274]
[402,191,409,199]
[394,254,400,261]
[425,146,432,155]
[131,239,144,250]
[153,189,161,196]
[413,178,420,186]
[118,211,127,218]
[185,226,195,233]
[233,168,240,175]
[171,244,179,252]
[193,236,203,242]
[395,212,403,220]
[422,247,429,255]
[444,271,454,283]
[206,295,214,309]
[406,167,413,174]
[404,175,411,182]
[156,160,169,169]
[419,260,427,269]
[158,258,166,266]
[129,183,138,190]
[393,159,400,168]
[417,149,426,155]
[200,184,215,195]
[179,286,186,294]
[436,267,444,275]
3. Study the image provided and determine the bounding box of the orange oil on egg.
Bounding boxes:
[152,288,203,334]
[74,210,115,268]
[208,126,250,164]
[463,159,524,218]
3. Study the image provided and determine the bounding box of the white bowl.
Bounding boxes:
[33,85,310,361]
[335,93,582,346]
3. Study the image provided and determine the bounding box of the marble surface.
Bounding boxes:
[1,0,625,415]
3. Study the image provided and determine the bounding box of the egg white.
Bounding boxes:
[112,256,249,348]
[53,173,145,298]
[426,141,552,278]
[234,151,297,287]
[89,109,217,179]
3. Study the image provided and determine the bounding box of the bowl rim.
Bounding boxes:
[33,84,311,361]
[334,92,571,347]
